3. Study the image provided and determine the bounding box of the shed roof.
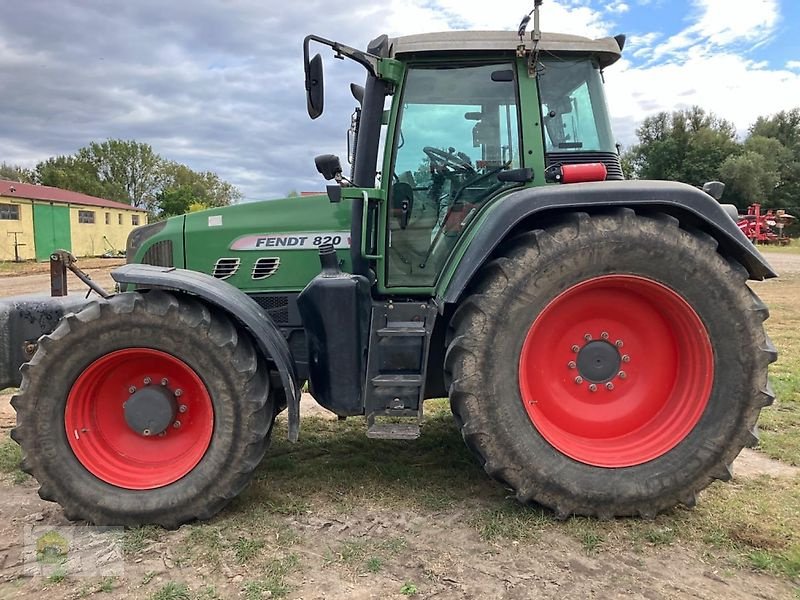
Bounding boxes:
[0,180,147,212]
[389,31,623,68]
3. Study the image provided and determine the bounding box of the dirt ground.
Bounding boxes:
[0,259,123,298]
[761,251,800,276]
[0,252,798,599]
[0,392,798,600]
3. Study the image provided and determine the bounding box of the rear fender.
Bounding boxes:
[111,264,301,441]
[439,180,776,306]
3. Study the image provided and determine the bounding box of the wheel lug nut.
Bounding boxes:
[574,376,584,384]
[584,333,592,341]
[606,382,614,391]
[615,340,623,348]
[178,404,187,413]
[161,378,169,386]
[571,345,580,353]
[622,355,630,363]
[173,420,181,429]
[174,389,183,397]
[128,386,136,394]
[143,377,151,385]
[158,431,166,437]
[618,371,627,379]
[588,384,597,392]
[601,332,609,340]
[142,428,151,436]
[567,361,576,369]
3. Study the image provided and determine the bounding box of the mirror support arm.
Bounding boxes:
[304,35,381,79]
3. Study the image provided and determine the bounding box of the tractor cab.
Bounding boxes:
[304,29,624,293]
[299,27,627,438]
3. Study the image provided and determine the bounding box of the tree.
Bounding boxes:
[748,110,800,209]
[27,140,241,218]
[159,162,241,209]
[77,140,162,211]
[156,186,197,218]
[623,107,739,185]
[0,162,34,183]
[718,152,780,210]
[750,108,800,150]
[35,155,127,201]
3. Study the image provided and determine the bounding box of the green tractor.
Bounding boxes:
[2,9,777,526]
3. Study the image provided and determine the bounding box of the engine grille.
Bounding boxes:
[252,294,289,324]
[212,257,240,279]
[546,151,624,181]
[252,257,280,280]
[141,240,174,267]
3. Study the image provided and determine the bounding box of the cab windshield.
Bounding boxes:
[537,58,615,153]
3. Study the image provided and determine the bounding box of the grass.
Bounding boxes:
[47,566,67,584]
[324,536,407,574]
[470,503,550,543]
[0,432,27,483]
[150,582,191,600]
[98,577,116,593]
[251,399,500,516]
[242,554,299,600]
[0,260,33,274]
[756,238,800,254]
[751,274,800,465]
[0,259,795,594]
[232,536,265,564]
[400,582,418,596]
[121,525,163,556]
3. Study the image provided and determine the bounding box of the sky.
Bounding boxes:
[1,0,799,201]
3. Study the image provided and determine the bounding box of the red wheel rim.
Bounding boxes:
[65,348,214,489]
[518,275,713,467]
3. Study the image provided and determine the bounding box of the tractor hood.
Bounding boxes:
[180,194,354,292]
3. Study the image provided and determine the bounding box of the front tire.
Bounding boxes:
[11,290,274,527]
[446,210,776,518]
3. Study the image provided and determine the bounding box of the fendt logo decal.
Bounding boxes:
[229,231,351,251]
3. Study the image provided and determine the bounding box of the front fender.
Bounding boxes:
[438,180,776,305]
[111,264,301,441]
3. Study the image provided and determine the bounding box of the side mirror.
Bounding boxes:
[702,181,725,201]
[315,154,342,181]
[306,54,324,119]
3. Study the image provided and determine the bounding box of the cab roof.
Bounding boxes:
[388,31,623,68]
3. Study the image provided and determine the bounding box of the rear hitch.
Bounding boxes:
[50,250,111,298]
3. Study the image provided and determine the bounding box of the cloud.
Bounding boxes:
[601,0,797,150]
[652,0,779,61]
[606,2,631,14]
[0,0,610,200]
[0,0,795,202]
[606,52,800,148]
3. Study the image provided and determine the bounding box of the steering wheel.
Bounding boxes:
[423,146,475,174]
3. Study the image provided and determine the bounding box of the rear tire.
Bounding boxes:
[11,290,274,527]
[445,210,776,518]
